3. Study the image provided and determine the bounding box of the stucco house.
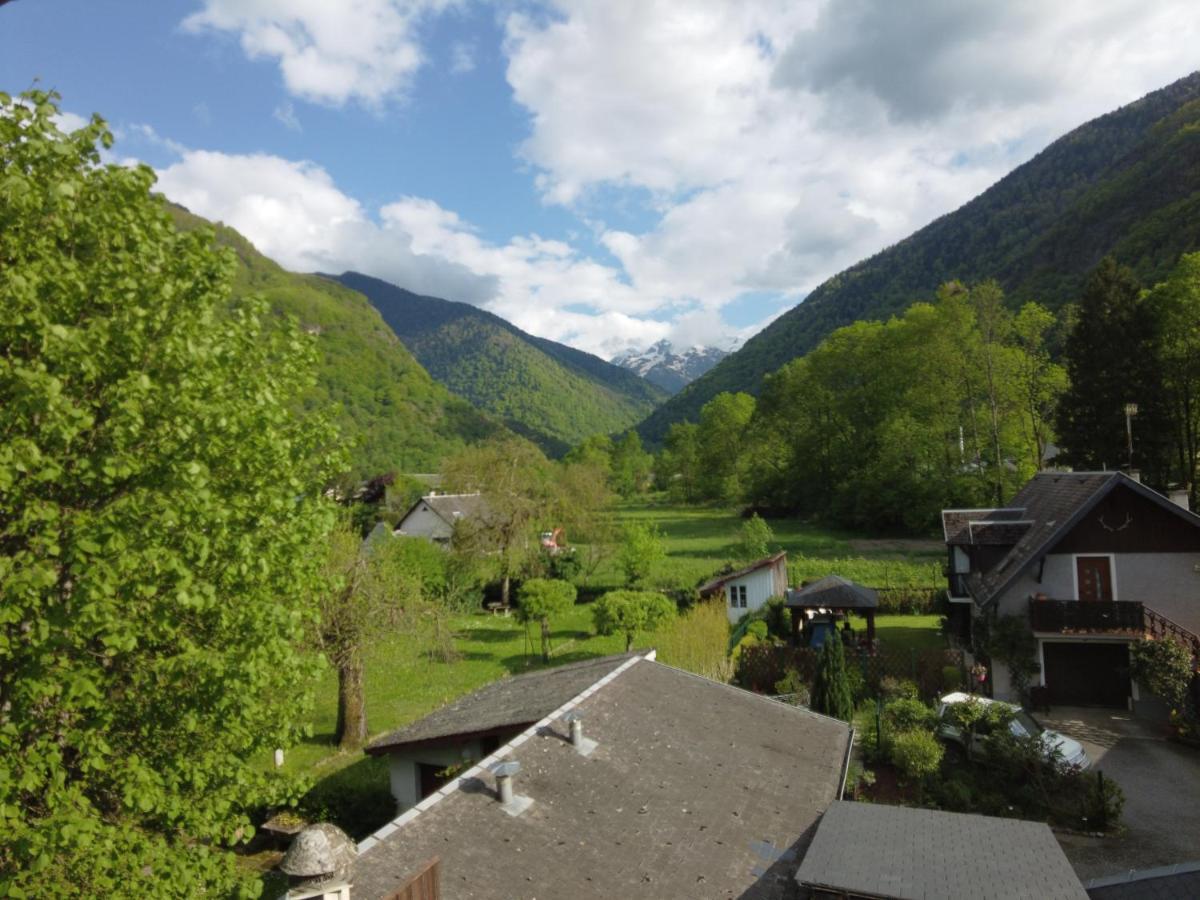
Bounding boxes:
[698,551,789,623]
[943,471,1200,708]
[393,492,487,546]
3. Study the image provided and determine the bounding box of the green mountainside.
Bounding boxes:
[331,272,667,455]
[169,207,506,477]
[638,71,1200,443]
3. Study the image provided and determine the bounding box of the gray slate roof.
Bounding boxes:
[366,653,640,754]
[354,657,852,899]
[942,507,1027,544]
[795,801,1087,900]
[966,472,1200,605]
[697,550,787,595]
[419,492,488,527]
[785,575,878,610]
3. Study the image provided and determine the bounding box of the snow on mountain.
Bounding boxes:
[612,339,736,395]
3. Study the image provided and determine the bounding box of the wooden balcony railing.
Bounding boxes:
[1145,605,1200,657]
[1029,598,1145,633]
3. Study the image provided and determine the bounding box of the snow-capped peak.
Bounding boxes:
[612,340,735,394]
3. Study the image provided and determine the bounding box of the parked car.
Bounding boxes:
[934,692,1091,769]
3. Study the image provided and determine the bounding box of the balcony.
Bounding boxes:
[947,573,971,598]
[1029,598,1145,634]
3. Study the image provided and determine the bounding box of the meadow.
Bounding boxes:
[274,500,948,843]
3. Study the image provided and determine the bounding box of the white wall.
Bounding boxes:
[725,568,780,624]
[395,502,453,542]
[387,740,484,812]
[995,552,1200,633]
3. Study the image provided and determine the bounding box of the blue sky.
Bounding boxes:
[3,1,1197,357]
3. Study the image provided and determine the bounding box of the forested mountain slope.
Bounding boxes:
[331,272,667,455]
[169,207,506,477]
[638,71,1200,443]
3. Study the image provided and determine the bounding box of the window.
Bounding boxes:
[738,585,748,608]
[728,585,737,607]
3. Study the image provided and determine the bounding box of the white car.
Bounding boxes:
[934,692,1091,770]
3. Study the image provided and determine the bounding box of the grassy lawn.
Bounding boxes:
[588,500,944,592]
[277,498,946,840]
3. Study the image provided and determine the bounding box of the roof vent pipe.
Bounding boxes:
[563,711,598,756]
[490,759,532,817]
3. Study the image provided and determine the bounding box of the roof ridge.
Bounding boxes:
[356,651,654,858]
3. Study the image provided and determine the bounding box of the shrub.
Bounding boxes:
[653,600,733,682]
[1130,639,1194,710]
[885,697,936,732]
[941,665,963,693]
[811,636,855,721]
[774,668,810,705]
[890,729,944,785]
[982,615,1040,704]
[880,677,919,701]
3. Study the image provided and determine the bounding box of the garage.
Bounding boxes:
[1042,641,1131,708]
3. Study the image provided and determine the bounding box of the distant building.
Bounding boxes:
[394,492,487,546]
[698,551,788,622]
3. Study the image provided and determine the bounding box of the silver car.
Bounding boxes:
[935,692,1091,770]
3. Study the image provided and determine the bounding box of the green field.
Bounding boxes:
[278,500,946,841]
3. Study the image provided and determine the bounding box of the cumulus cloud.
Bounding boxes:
[182,0,459,106]
[503,0,1200,320]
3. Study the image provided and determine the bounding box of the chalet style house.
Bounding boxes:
[943,472,1200,709]
[393,492,487,545]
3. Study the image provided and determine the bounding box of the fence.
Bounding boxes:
[384,856,440,900]
[737,642,967,700]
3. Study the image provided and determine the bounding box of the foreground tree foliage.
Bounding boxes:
[0,93,338,896]
[592,590,675,651]
[516,578,577,662]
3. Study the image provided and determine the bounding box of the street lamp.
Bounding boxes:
[1124,402,1138,471]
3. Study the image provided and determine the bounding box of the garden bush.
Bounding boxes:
[879,676,919,701]
[653,599,733,682]
[885,697,937,733]
[890,729,944,786]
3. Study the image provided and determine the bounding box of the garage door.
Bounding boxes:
[1042,641,1130,708]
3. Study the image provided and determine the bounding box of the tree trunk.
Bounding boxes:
[625,633,633,652]
[501,574,511,609]
[540,617,551,662]
[336,652,368,750]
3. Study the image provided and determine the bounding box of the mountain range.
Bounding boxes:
[330,272,667,456]
[611,340,733,394]
[637,70,1200,443]
[169,207,506,479]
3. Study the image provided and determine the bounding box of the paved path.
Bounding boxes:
[1040,707,1200,882]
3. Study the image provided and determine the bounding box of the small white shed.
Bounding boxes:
[699,552,789,623]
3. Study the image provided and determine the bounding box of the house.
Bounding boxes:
[698,551,789,623]
[795,801,1087,899]
[364,653,642,813]
[393,492,487,545]
[943,471,1200,708]
[350,651,852,899]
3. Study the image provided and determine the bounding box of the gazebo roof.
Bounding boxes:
[784,575,878,610]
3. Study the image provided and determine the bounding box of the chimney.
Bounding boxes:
[563,711,597,756]
[1169,486,1191,512]
[490,759,532,816]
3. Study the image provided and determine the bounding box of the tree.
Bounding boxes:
[1145,253,1200,504]
[1012,302,1068,472]
[618,520,666,586]
[610,430,653,497]
[658,421,701,501]
[697,392,756,501]
[736,513,774,562]
[592,590,676,651]
[1057,258,1171,483]
[0,92,338,896]
[320,523,425,749]
[442,437,552,608]
[810,637,855,721]
[516,578,577,662]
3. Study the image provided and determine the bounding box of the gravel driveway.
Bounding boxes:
[1039,707,1200,882]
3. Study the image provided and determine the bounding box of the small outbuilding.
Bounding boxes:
[786,575,878,646]
[393,492,487,545]
[698,551,788,623]
[795,801,1087,900]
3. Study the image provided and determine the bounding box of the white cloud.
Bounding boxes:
[504,0,1200,316]
[152,150,681,355]
[273,101,302,131]
[450,40,476,75]
[182,0,459,106]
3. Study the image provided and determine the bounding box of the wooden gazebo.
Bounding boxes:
[785,575,878,646]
